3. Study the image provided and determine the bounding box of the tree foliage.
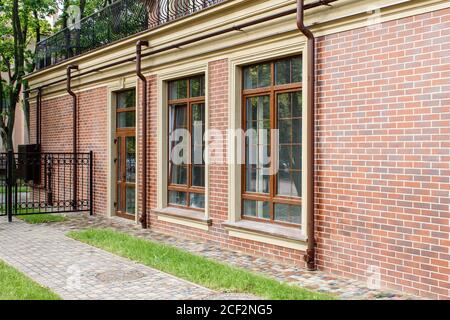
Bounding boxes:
[0,0,108,151]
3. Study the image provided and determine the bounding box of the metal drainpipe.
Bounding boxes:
[36,88,41,146]
[136,40,149,229]
[67,65,79,210]
[297,0,317,271]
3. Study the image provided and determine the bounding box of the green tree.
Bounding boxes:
[0,0,107,150]
[0,0,54,150]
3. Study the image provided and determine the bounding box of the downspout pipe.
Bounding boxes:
[136,40,149,229]
[36,88,41,146]
[67,65,79,210]
[297,0,317,271]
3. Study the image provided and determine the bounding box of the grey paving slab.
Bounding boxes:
[0,218,214,300]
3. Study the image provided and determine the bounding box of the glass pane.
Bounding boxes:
[275,57,302,85]
[192,166,205,187]
[192,146,204,166]
[242,200,270,220]
[116,137,122,181]
[125,137,136,182]
[292,146,302,170]
[262,174,270,194]
[275,59,290,85]
[277,92,302,145]
[292,171,302,197]
[292,57,303,83]
[192,103,205,122]
[169,79,188,100]
[245,167,269,194]
[125,187,135,214]
[244,65,257,89]
[292,91,302,118]
[246,167,256,192]
[169,191,187,206]
[277,93,291,119]
[191,103,205,166]
[245,95,270,168]
[292,118,302,144]
[275,203,301,225]
[190,193,205,209]
[117,111,136,128]
[169,105,188,165]
[175,105,187,128]
[117,90,135,109]
[246,97,257,123]
[190,76,205,97]
[279,119,292,144]
[243,63,271,89]
[246,96,270,123]
[258,63,271,88]
[279,145,291,170]
[170,165,187,185]
[277,170,292,196]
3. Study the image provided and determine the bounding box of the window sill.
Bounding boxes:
[223,220,307,251]
[153,207,212,231]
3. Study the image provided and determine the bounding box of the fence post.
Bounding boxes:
[7,150,13,222]
[89,151,93,216]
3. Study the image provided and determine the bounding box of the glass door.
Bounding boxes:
[115,89,136,219]
[116,134,136,218]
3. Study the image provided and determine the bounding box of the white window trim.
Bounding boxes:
[106,77,140,223]
[227,38,310,240]
[156,63,210,228]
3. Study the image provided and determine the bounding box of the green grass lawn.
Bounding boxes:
[0,205,68,224]
[68,229,335,300]
[0,260,60,300]
[0,186,29,194]
[17,214,67,224]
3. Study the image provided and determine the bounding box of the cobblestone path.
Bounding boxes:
[47,213,418,300]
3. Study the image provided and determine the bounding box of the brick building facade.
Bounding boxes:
[26,0,449,299]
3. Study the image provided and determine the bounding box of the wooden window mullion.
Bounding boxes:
[187,101,192,207]
[269,61,276,222]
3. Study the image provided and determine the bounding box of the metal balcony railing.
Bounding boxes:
[34,0,225,71]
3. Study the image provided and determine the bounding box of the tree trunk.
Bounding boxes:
[0,0,25,152]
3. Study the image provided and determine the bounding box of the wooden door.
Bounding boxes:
[114,89,136,219]
[115,132,136,219]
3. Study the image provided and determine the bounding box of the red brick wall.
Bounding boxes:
[315,9,450,299]
[30,87,108,215]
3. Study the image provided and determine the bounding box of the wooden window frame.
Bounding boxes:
[167,76,206,211]
[241,58,302,227]
[116,88,136,131]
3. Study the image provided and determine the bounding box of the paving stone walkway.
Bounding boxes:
[46,213,419,300]
[0,218,216,300]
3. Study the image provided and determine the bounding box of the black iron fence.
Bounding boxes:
[35,0,225,70]
[0,151,93,221]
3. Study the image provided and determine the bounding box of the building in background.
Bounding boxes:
[0,71,27,152]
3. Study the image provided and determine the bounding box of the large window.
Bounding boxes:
[242,57,302,226]
[168,75,206,210]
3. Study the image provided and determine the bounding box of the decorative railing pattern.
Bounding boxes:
[0,152,93,219]
[35,0,225,70]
